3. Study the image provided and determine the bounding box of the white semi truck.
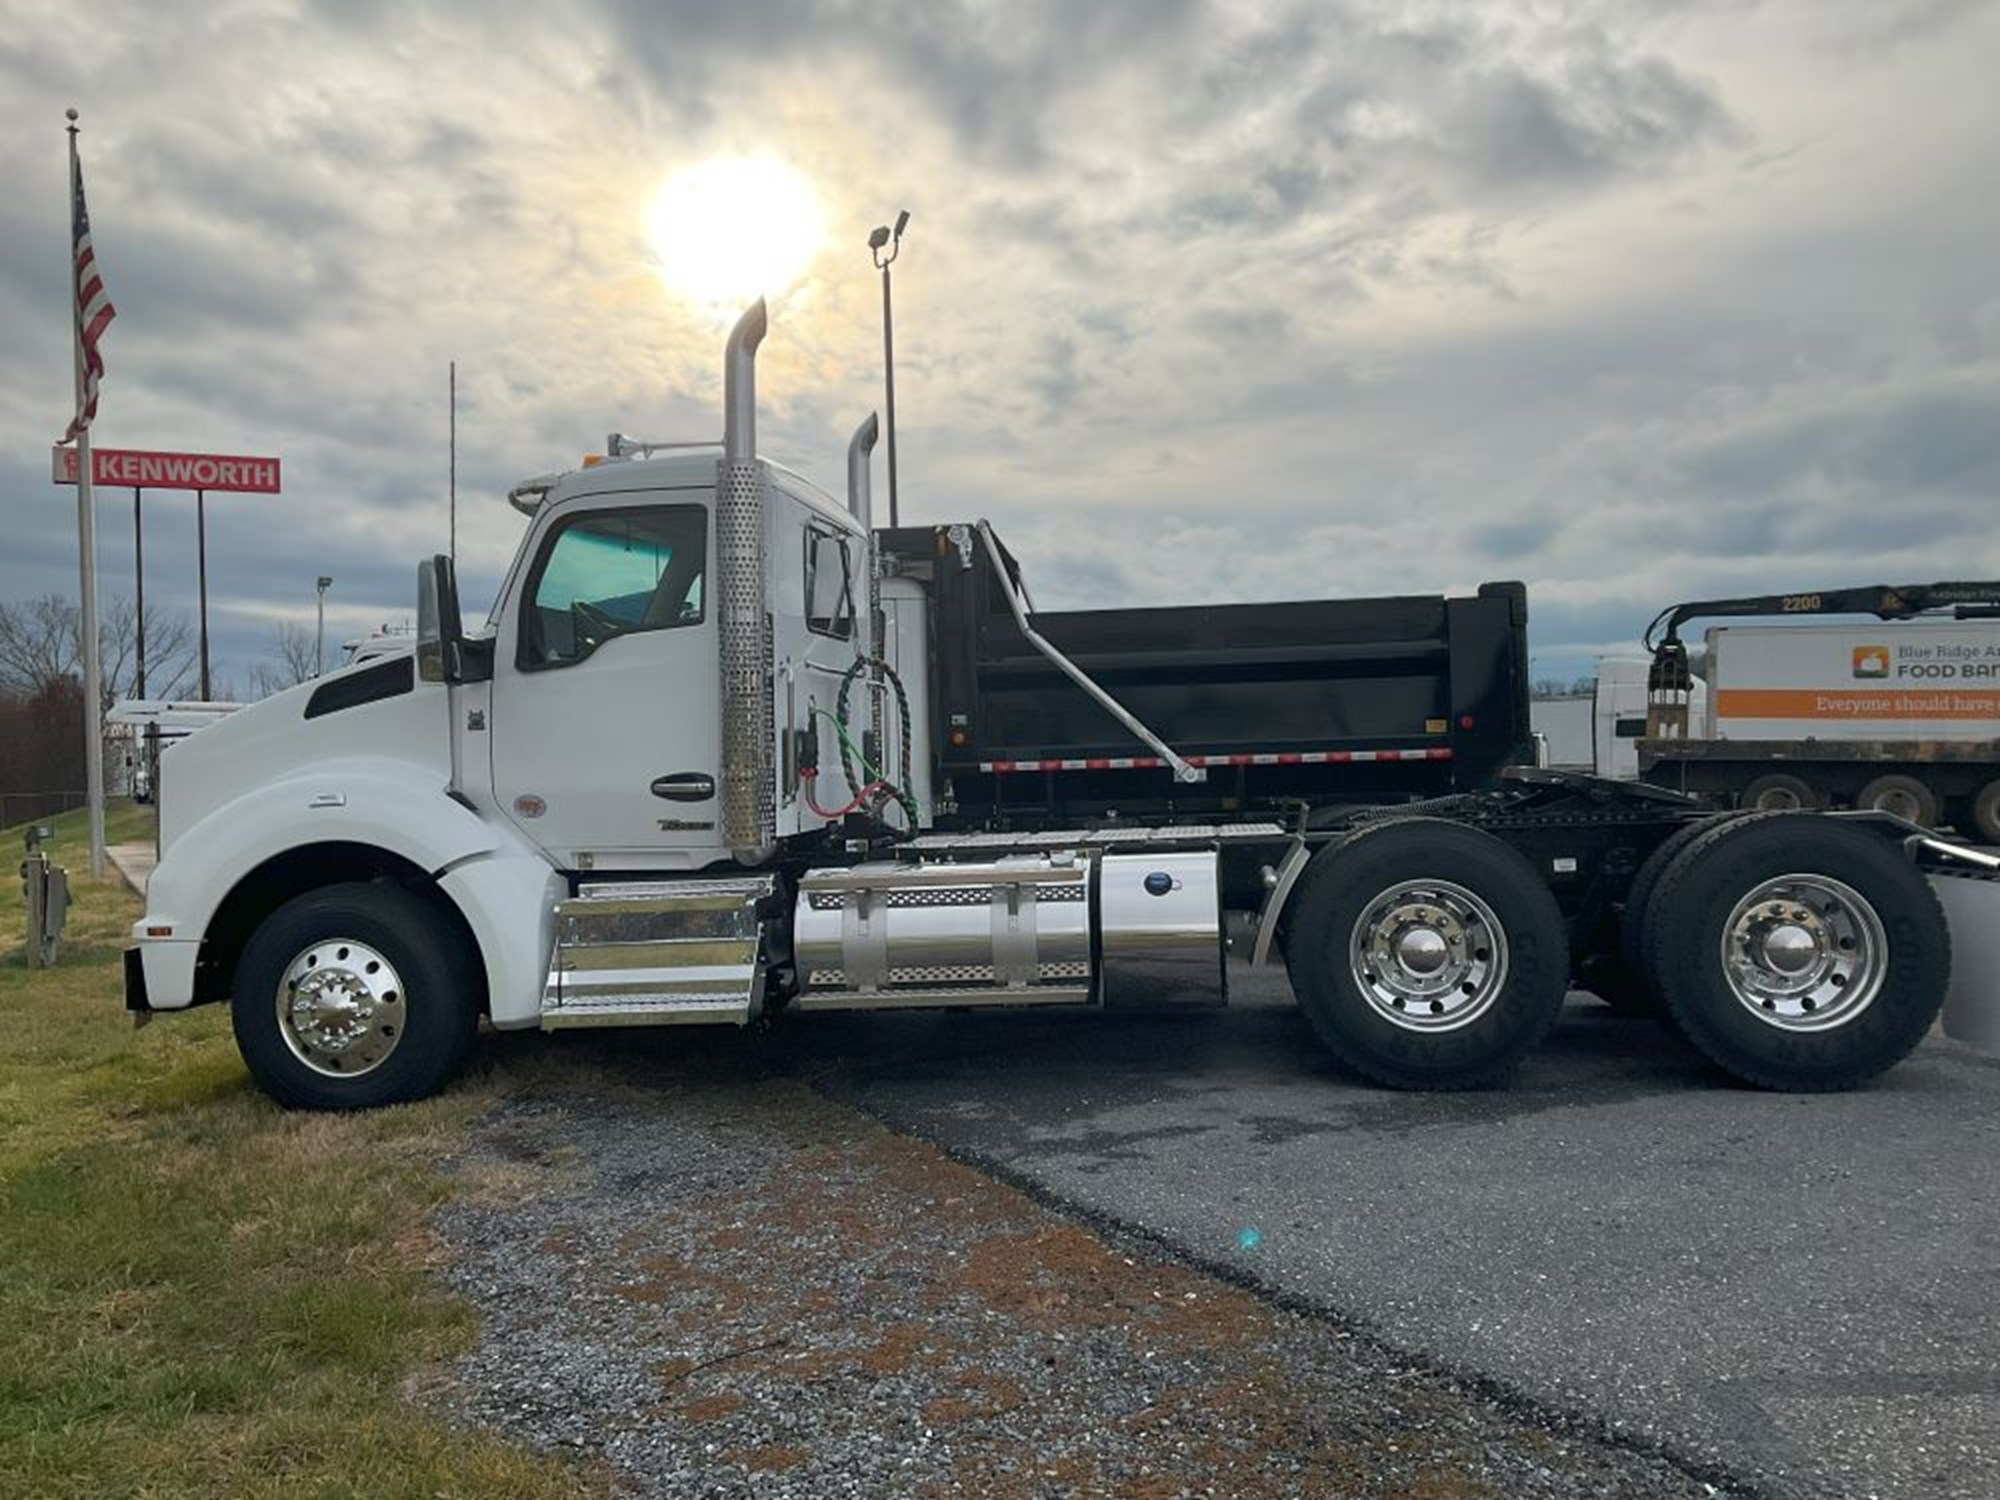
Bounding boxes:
[123,302,2000,1107]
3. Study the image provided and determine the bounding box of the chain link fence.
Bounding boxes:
[1,790,86,832]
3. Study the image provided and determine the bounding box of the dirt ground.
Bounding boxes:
[429,1044,1737,1499]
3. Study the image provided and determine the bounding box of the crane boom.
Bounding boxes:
[1645,580,2000,650]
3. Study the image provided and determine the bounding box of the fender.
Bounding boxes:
[134,758,549,1010]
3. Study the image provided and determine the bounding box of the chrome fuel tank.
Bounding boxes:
[791,846,1227,1012]
[793,854,1092,1005]
[1098,850,1225,1008]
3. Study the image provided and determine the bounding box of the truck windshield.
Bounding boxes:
[522,505,707,668]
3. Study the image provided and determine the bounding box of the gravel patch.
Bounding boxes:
[428,1045,1742,1499]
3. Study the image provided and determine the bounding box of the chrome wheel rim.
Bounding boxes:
[1718,874,1886,1032]
[275,937,407,1077]
[1349,879,1509,1032]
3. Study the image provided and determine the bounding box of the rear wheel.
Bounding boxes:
[1640,816,1949,1091]
[1282,819,1569,1089]
[1584,818,1716,1020]
[1739,772,1821,812]
[232,882,481,1110]
[1855,773,1939,827]
[1967,779,2000,844]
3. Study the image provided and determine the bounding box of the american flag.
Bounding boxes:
[62,142,115,444]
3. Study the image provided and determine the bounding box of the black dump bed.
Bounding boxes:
[879,525,1531,823]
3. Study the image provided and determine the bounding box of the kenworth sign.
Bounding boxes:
[52,445,281,493]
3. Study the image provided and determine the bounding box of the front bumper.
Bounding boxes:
[124,930,201,1015]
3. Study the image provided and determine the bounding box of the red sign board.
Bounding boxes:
[52,445,282,494]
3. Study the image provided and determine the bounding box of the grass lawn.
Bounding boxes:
[0,801,599,1499]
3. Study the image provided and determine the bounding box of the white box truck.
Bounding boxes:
[1639,592,2000,838]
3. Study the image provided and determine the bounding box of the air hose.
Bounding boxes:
[828,655,920,828]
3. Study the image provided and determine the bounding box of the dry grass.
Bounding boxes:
[0,801,600,1499]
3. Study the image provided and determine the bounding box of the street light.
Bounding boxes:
[315,575,333,676]
[868,209,910,528]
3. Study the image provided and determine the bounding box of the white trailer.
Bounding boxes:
[1640,606,2000,837]
[120,302,2000,1107]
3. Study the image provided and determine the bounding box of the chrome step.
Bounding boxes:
[541,876,774,1030]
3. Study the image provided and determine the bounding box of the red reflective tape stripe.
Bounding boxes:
[980,744,1452,774]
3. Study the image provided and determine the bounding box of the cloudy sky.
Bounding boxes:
[2,0,1996,693]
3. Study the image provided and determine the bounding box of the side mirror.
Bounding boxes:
[417,554,490,684]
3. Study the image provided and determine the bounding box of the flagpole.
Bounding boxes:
[448,360,456,565]
[67,108,106,879]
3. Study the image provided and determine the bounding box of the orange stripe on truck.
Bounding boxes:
[1716,688,2000,720]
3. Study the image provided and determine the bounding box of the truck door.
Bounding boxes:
[488,494,722,866]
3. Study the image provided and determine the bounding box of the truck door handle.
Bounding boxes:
[651,773,716,802]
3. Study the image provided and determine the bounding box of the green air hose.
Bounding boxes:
[829,655,920,828]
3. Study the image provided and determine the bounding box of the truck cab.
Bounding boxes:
[472,451,871,870]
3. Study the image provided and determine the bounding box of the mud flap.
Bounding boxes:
[1934,871,2000,1055]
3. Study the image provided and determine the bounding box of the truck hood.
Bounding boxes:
[159,656,450,852]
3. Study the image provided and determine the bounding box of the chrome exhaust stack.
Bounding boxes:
[846,412,878,531]
[717,299,775,859]
[723,299,766,463]
[847,412,885,794]
[847,413,882,658]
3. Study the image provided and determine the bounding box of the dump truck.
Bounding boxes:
[1639,585,2000,838]
[123,302,1999,1108]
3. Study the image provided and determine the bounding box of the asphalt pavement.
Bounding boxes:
[767,972,2000,1500]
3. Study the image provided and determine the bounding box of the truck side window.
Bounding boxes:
[519,505,707,670]
[804,524,855,640]
[1614,716,1648,739]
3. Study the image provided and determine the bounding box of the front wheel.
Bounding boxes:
[1641,816,1949,1091]
[1282,819,1569,1089]
[232,882,481,1109]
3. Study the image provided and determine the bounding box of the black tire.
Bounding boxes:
[1582,817,1717,1021]
[1281,818,1569,1089]
[1854,773,1940,827]
[1738,772,1822,812]
[1641,815,1949,1091]
[1967,779,2000,844]
[1576,818,1717,1023]
[232,881,481,1109]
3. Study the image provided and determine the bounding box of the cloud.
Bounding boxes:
[0,0,1995,700]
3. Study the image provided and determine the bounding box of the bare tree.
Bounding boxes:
[0,592,196,707]
[249,621,319,698]
[0,594,79,696]
[100,595,197,704]
[1530,674,1600,700]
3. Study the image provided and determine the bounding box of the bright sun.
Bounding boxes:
[644,156,826,308]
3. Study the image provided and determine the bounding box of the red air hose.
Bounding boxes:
[801,769,887,820]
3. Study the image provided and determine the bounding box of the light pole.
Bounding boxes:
[868,209,910,529]
[315,575,332,676]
